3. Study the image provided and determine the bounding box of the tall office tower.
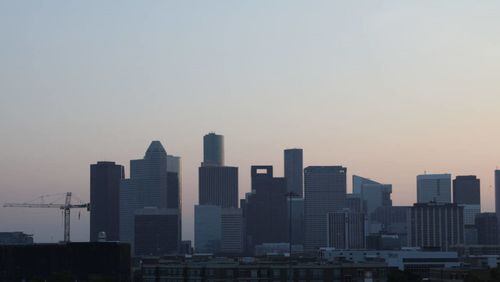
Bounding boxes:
[167,155,182,245]
[194,205,222,253]
[90,161,124,242]
[134,207,180,256]
[304,166,347,252]
[221,208,244,254]
[120,141,179,253]
[203,132,224,167]
[475,213,499,245]
[370,206,410,246]
[417,174,452,203]
[408,203,464,251]
[288,197,305,247]
[453,176,480,225]
[353,175,392,216]
[243,166,288,253]
[352,175,378,195]
[284,148,303,197]
[327,210,365,249]
[346,194,363,213]
[495,170,500,227]
[199,166,238,208]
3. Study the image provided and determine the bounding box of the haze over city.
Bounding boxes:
[1,0,500,244]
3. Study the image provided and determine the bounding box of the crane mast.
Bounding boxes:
[3,192,89,242]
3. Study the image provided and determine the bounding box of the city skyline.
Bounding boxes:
[2,1,500,243]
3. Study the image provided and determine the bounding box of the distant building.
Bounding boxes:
[352,175,378,195]
[0,232,33,245]
[194,205,244,255]
[495,170,500,230]
[453,175,480,226]
[243,166,288,253]
[90,161,124,242]
[221,208,244,254]
[408,202,464,251]
[304,166,347,252]
[327,210,365,249]
[199,166,238,208]
[284,148,303,197]
[370,206,410,246]
[346,194,363,213]
[417,174,452,203]
[194,205,221,253]
[366,234,401,250]
[0,242,130,281]
[288,197,304,247]
[179,240,193,255]
[134,207,180,256]
[119,141,181,253]
[475,212,499,245]
[203,133,224,167]
[166,155,182,209]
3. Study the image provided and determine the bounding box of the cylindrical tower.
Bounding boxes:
[203,133,224,167]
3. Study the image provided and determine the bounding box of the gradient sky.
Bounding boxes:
[1,1,500,242]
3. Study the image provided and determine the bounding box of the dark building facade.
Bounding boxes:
[408,203,464,251]
[475,212,499,245]
[0,242,130,281]
[203,133,224,167]
[304,166,347,252]
[327,210,365,249]
[198,166,238,208]
[90,161,124,242]
[284,148,303,197]
[243,166,288,252]
[134,208,180,256]
[0,232,33,245]
[496,170,500,229]
[453,175,480,205]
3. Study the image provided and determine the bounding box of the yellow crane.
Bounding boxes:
[3,192,89,242]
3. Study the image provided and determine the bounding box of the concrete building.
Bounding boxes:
[202,133,224,167]
[475,212,499,245]
[304,166,347,252]
[90,161,124,242]
[417,173,452,203]
[284,148,303,197]
[119,141,180,253]
[194,205,222,253]
[327,210,365,249]
[408,203,464,251]
[453,175,481,226]
[134,207,180,256]
[198,166,238,208]
[243,166,288,252]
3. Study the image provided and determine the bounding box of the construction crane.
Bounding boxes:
[3,192,90,242]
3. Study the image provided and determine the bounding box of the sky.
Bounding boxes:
[1,1,500,242]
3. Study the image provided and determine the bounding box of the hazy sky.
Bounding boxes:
[1,1,500,242]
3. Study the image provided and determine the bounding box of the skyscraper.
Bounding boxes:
[408,203,464,251]
[134,207,180,256]
[194,205,222,253]
[327,209,365,249]
[199,166,238,208]
[352,175,392,216]
[417,174,452,203]
[203,133,224,167]
[221,208,244,254]
[475,213,499,245]
[243,166,288,253]
[90,161,124,242]
[199,133,238,208]
[119,141,180,253]
[453,175,480,225]
[495,170,500,228]
[304,166,347,252]
[284,148,303,197]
